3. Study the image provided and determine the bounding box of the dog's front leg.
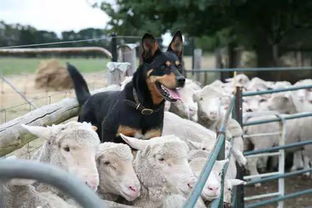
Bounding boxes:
[117,125,142,137]
[144,129,162,139]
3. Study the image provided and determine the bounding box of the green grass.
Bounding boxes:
[0,57,109,75]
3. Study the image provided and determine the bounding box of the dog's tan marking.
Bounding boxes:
[165,61,171,66]
[117,125,142,137]
[175,60,180,66]
[147,69,154,77]
[144,129,162,139]
[155,73,177,89]
[146,78,164,105]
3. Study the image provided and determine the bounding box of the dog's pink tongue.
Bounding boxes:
[167,88,181,100]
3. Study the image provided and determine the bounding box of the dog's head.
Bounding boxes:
[141,31,185,102]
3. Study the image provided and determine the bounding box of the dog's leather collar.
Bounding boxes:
[124,88,163,116]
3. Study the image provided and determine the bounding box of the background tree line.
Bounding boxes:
[0,21,110,57]
[98,0,312,80]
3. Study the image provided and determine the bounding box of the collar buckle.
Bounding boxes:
[141,108,154,115]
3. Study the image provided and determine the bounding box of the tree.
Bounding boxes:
[98,0,312,79]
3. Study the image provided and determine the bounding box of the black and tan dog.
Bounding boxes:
[68,32,185,143]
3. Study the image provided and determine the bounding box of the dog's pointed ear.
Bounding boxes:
[141,33,159,62]
[168,31,183,59]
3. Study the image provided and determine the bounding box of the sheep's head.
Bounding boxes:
[190,158,227,201]
[96,142,140,201]
[121,134,196,196]
[22,121,100,191]
[193,86,228,122]
[267,93,296,114]
[170,79,200,121]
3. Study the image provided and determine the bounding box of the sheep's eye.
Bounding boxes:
[158,158,165,162]
[104,161,110,165]
[218,172,222,176]
[63,146,70,152]
[259,98,266,103]
[228,188,231,191]
[202,148,207,151]
[199,97,203,101]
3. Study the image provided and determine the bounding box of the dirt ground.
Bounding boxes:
[245,175,312,207]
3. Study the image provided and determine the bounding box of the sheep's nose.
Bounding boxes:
[207,185,219,192]
[246,108,253,112]
[85,178,99,191]
[187,177,197,189]
[128,185,138,193]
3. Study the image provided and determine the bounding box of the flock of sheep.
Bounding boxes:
[1,74,312,208]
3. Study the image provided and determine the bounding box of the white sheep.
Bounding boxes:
[189,157,245,204]
[22,121,101,195]
[193,85,245,164]
[1,157,76,208]
[169,79,201,121]
[119,134,198,208]
[96,142,141,202]
[163,111,216,152]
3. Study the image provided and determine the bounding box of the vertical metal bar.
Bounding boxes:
[111,33,118,62]
[233,86,244,208]
[277,116,286,208]
[217,132,225,208]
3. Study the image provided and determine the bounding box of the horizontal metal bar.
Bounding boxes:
[244,171,279,180]
[244,132,281,138]
[185,66,312,73]
[244,192,280,201]
[246,188,312,208]
[245,152,280,158]
[243,84,312,97]
[0,159,103,208]
[246,168,312,185]
[244,140,312,156]
[243,112,312,126]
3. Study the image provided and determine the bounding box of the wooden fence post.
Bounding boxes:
[107,62,130,86]
[119,44,137,76]
[194,49,202,83]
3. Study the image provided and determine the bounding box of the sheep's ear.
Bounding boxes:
[228,179,246,187]
[91,126,98,131]
[120,134,149,150]
[215,159,229,172]
[9,179,36,186]
[21,124,52,140]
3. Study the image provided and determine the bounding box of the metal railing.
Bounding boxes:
[0,159,103,208]
[183,96,236,208]
[241,84,312,208]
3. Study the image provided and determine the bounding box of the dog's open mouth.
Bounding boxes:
[156,82,181,102]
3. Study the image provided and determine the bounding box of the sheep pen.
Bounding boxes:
[1,68,312,207]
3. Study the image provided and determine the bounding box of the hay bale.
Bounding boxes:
[35,59,73,90]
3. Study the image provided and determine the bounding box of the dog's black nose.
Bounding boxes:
[177,77,185,87]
